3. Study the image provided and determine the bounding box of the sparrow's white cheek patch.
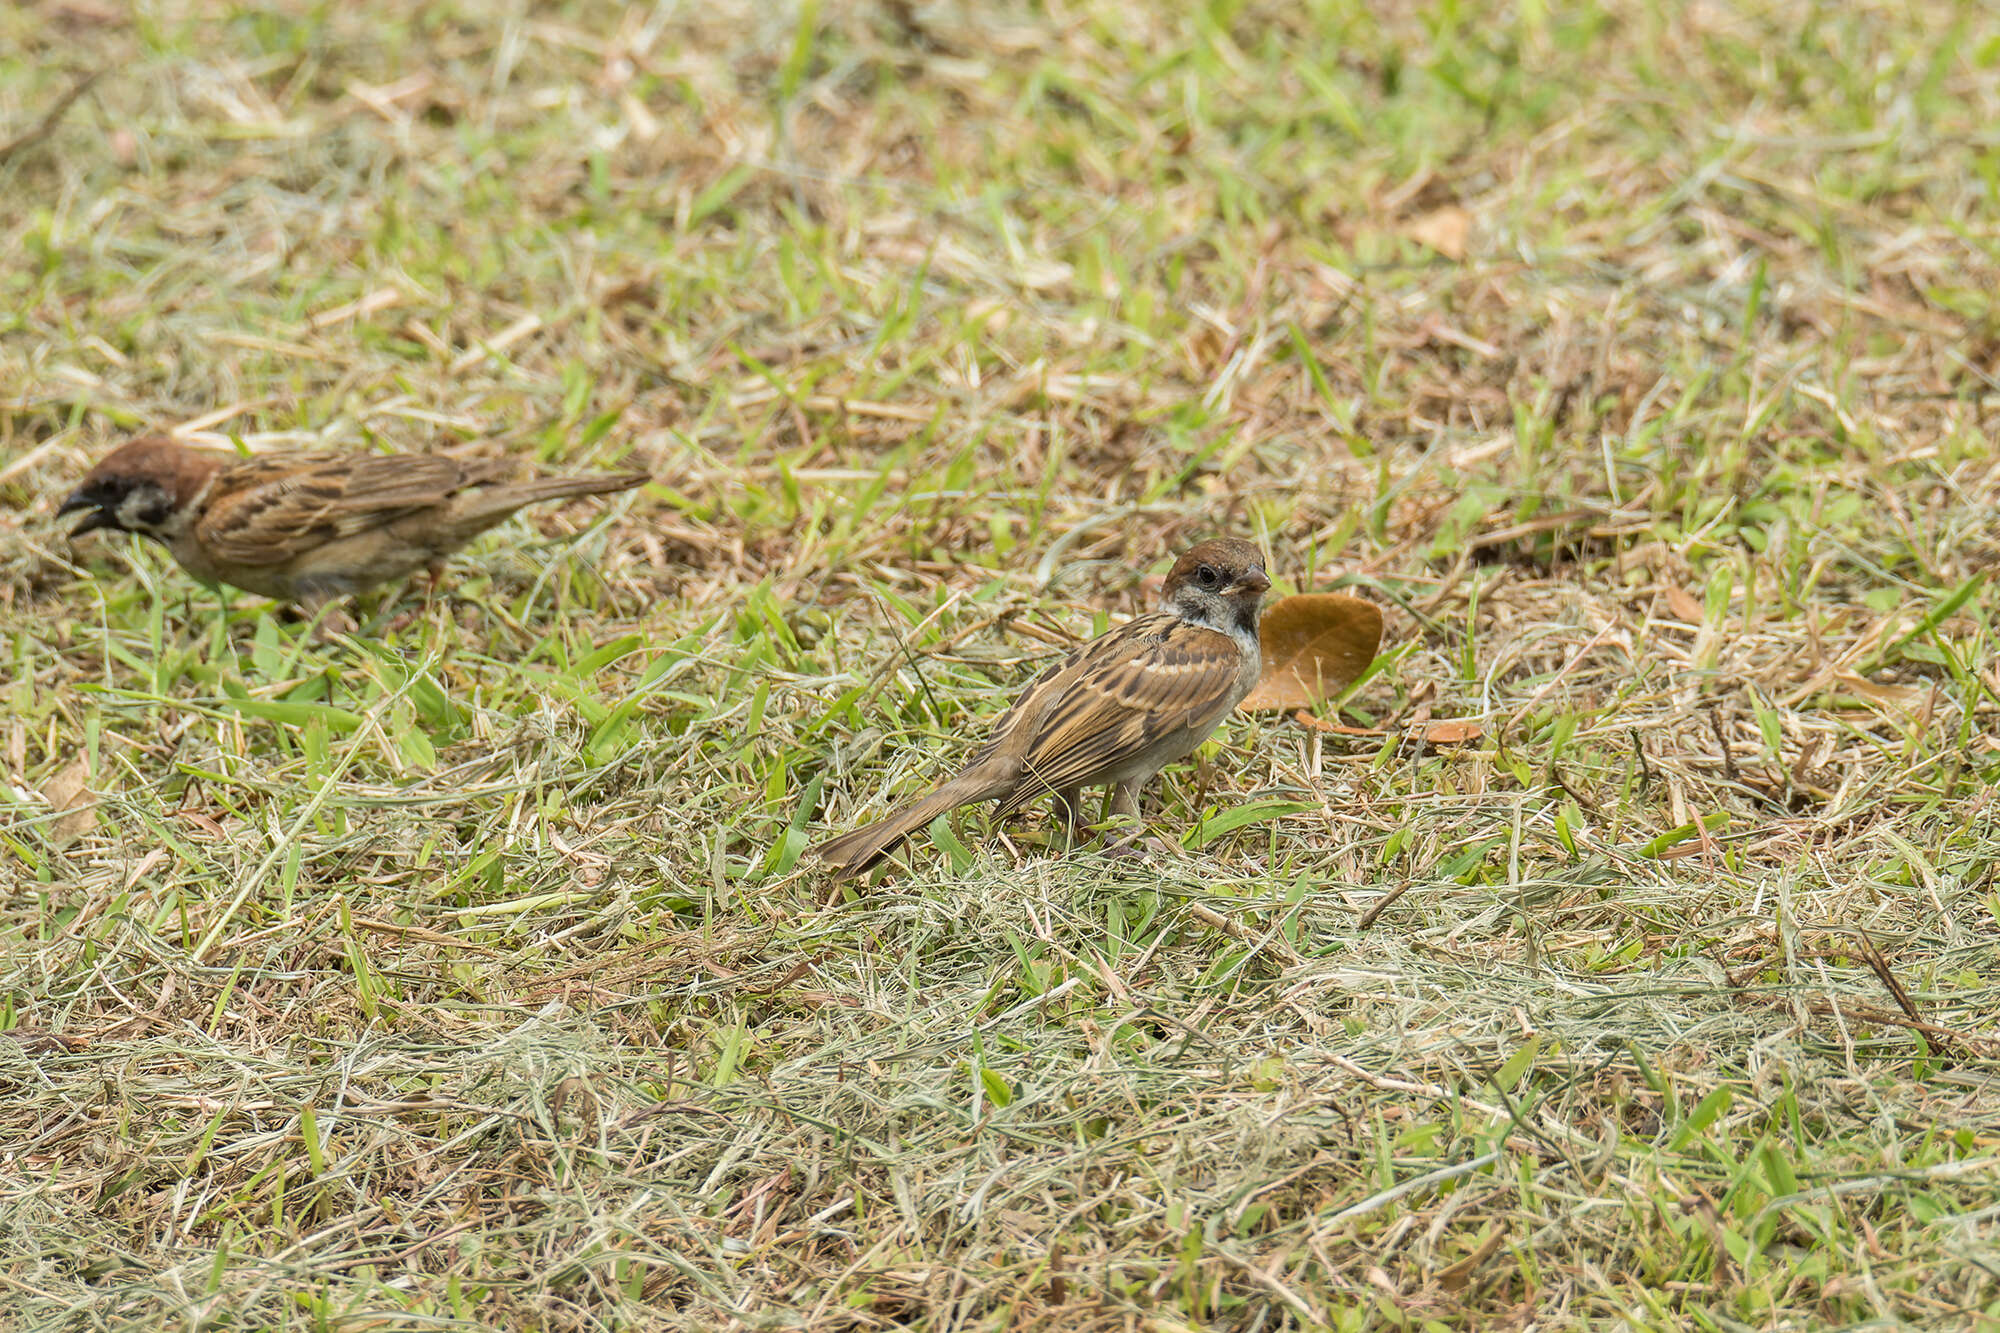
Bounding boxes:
[118,486,177,532]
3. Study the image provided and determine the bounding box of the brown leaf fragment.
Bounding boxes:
[1289,711,1385,736]
[1239,593,1383,712]
[1406,205,1471,260]
[1423,720,1484,745]
[1663,585,1704,623]
[43,755,97,841]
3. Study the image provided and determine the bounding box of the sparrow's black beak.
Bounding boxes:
[59,490,112,536]
[1231,569,1271,596]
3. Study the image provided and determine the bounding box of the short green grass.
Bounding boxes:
[4,1,2000,1328]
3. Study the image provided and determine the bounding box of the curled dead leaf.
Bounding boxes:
[1239,593,1383,712]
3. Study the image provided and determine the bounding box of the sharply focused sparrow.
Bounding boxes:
[812,538,1271,877]
[60,435,647,612]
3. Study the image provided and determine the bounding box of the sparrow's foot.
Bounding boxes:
[1098,830,1180,860]
[305,604,357,641]
[380,600,433,635]
[382,566,450,635]
[1091,780,1162,857]
[1050,786,1091,852]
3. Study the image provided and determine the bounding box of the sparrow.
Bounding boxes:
[59,435,647,612]
[811,537,1271,878]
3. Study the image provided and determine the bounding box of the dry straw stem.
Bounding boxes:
[4,0,2000,1329]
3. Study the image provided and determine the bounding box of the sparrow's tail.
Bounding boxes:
[810,776,996,879]
[510,471,651,503]
[449,468,649,528]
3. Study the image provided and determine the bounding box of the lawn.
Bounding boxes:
[4,0,2000,1328]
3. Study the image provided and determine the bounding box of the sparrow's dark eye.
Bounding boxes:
[1196,565,1219,587]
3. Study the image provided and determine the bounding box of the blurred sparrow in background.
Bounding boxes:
[812,538,1271,878]
[60,435,647,615]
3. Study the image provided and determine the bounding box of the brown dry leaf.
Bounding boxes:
[1289,711,1385,736]
[1239,593,1383,712]
[1423,720,1484,745]
[43,755,98,840]
[1406,205,1471,260]
[1663,585,1705,623]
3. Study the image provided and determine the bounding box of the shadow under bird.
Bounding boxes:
[811,537,1272,878]
[60,435,648,613]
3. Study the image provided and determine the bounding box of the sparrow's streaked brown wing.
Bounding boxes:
[956,644,1090,776]
[991,613,1246,817]
[194,453,499,565]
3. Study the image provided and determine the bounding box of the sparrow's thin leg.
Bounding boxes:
[1052,786,1086,850]
[300,591,355,641]
[382,561,450,636]
[1098,779,1149,857]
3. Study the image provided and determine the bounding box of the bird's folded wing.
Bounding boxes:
[995,616,1243,812]
[196,454,484,564]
